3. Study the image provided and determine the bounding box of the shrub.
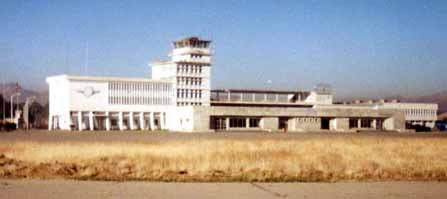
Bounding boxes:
[4,122,16,132]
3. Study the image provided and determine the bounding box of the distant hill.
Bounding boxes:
[0,83,48,105]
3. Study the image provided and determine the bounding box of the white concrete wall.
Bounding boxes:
[201,66,211,106]
[290,117,321,132]
[190,105,406,132]
[151,63,177,80]
[378,103,438,122]
[171,54,211,64]
[46,75,178,131]
[69,80,108,111]
[305,92,333,105]
[68,80,173,112]
[171,47,211,57]
[170,106,194,132]
[47,76,71,129]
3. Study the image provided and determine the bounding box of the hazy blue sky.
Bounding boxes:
[1,0,446,99]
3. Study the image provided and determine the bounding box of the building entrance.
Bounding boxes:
[210,117,226,131]
[321,118,330,130]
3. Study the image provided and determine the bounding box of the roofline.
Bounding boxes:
[174,61,211,66]
[150,61,174,66]
[46,74,172,84]
[211,89,310,95]
[173,37,212,44]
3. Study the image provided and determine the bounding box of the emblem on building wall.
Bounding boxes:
[77,86,100,98]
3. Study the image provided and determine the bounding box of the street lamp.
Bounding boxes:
[10,93,21,120]
[24,96,36,130]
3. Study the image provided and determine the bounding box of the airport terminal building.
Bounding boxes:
[46,37,438,132]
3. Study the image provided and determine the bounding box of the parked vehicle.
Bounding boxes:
[435,121,447,131]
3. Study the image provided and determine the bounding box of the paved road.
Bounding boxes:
[0,179,446,199]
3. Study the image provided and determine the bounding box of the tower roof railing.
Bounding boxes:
[173,37,211,48]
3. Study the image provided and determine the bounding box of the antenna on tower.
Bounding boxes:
[65,40,70,74]
[1,73,5,121]
[84,41,89,75]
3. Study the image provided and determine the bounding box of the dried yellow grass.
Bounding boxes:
[1,137,447,181]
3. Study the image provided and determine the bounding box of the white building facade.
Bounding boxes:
[376,102,438,128]
[46,37,437,132]
[47,76,175,131]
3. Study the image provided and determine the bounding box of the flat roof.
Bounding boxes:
[211,89,310,95]
[173,37,211,45]
[210,101,313,108]
[150,60,173,65]
[151,61,211,66]
[46,75,172,83]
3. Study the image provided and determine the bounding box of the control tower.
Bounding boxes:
[151,37,212,106]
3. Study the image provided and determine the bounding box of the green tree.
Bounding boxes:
[0,94,11,119]
[29,102,48,128]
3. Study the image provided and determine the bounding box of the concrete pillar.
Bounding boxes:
[358,119,361,129]
[225,117,230,130]
[329,118,336,131]
[287,118,296,131]
[160,112,165,130]
[48,115,53,130]
[275,94,279,102]
[52,116,57,130]
[262,117,279,132]
[150,112,155,130]
[118,112,124,131]
[105,112,111,131]
[89,111,94,131]
[78,111,82,131]
[246,117,250,128]
[139,112,145,130]
[240,93,243,101]
[372,119,377,130]
[129,112,134,130]
[227,92,231,101]
[264,94,267,101]
[252,93,255,102]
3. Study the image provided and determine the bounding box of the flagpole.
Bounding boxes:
[2,74,5,121]
[84,42,89,75]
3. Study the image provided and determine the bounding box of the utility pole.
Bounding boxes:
[10,95,13,120]
[10,93,20,124]
[1,74,5,121]
[24,96,36,130]
[84,42,89,75]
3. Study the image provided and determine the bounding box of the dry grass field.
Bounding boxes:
[1,130,447,182]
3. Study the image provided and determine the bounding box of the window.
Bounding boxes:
[108,81,172,105]
[361,119,372,128]
[349,118,358,129]
[229,118,246,128]
[249,118,260,128]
